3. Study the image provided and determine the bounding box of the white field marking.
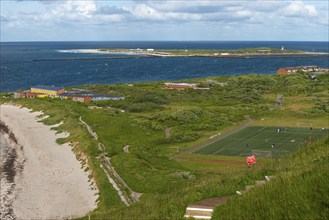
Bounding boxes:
[184,215,212,219]
[257,127,267,132]
[211,147,291,155]
[265,139,307,144]
[186,207,214,212]
[212,147,251,155]
[212,147,227,155]
[231,137,268,141]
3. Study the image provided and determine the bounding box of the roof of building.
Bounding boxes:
[31,85,63,91]
[164,82,198,86]
[283,66,319,69]
[59,91,124,98]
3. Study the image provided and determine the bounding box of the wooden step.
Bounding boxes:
[265,175,276,181]
[184,205,213,219]
[255,180,266,185]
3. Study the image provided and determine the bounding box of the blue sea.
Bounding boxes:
[1,41,328,92]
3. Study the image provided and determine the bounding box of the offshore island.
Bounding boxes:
[34,47,329,62]
[1,68,329,219]
[96,47,329,57]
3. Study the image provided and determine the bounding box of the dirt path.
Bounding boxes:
[79,116,98,140]
[165,127,172,138]
[191,196,231,207]
[176,157,245,165]
[269,95,283,111]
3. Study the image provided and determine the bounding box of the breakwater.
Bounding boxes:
[32,56,153,62]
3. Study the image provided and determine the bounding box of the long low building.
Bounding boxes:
[59,91,125,103]
[277,66,320,75]
[164,82,198,90]
[14,85,65,98]
[31,85,65,97]
[14,86,125,103]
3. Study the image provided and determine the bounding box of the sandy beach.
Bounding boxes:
[0,104,98,219]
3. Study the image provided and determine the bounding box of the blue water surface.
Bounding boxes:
[1,41,328,92]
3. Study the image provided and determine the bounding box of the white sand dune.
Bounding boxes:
[0,104,98,219]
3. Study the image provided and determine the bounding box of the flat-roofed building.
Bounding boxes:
[72,96,92,103]
[277,66,320,75]
[14,91,39,98]
[59,91,125,102]
[13,91,25,98]
[164,82,198,90]
[91,94,125,101]
[31,85,65,97]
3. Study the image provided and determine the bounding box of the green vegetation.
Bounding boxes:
[1,71,328,219]
[212,137,329,219]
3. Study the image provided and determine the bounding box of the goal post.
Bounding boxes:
[296,123,313,128]
[252,150,272,158]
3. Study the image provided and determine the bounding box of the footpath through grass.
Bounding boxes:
[194,126,328,157]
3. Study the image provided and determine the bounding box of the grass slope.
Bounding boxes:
[212,137,329,219]
[0,72,328,219]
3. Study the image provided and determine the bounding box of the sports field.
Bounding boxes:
[194,126,328,157]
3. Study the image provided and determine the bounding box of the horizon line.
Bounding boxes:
[1,40,329,43]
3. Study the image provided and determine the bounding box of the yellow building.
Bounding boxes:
[30,85,65,98]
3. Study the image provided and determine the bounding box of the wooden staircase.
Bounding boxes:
[184,176,277,219]
[184,205,213,219]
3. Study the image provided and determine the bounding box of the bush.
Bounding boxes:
[127,102,164,112]
[133,92,169,105]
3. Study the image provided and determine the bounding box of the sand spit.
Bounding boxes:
[0,104,98,219]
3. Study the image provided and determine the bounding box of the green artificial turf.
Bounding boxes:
[194,126,328,157]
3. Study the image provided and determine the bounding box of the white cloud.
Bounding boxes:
[282,1,318,17]
[127,4,202,21]
[1,0,328,41]
[51,0,96,19]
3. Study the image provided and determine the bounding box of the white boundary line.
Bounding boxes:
[184,215,212,219]
[186,207,214,212]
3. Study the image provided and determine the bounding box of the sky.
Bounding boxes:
[1,0,328,42]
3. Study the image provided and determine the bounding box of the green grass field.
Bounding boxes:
[194,126,328,157]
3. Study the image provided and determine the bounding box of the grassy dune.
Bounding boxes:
[1,72,328,219]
